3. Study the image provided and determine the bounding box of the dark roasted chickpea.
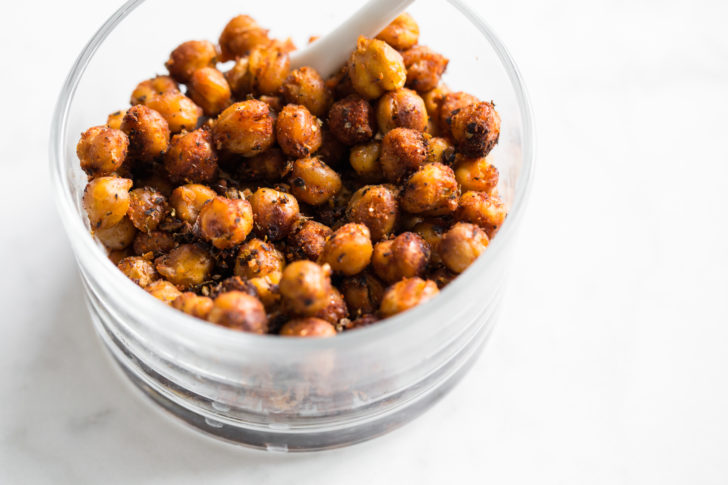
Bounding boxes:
[218,15,270,62]
[449,101,501,157]
[121,105,170,162]
[317,128,348,167]
[376,88,428,134]
[412,219,448,264]
[275,104,322,158]
[117,256,159,288]
[286,219,332,261]
[345,313,379,330]
[280,318,336,337]
[280,260,333,315]
[427,136,455,165]
[213,100,275,156]
[371,232,430,283]
[348,36,406,99]
[247,43,291,96]
[422,83,450,119]
[83,176,132,230]
[319,223,373,276]
[127,187,167,232]
[346,184,399,241]
[187,67,231,116]
[456,191,507,238]
[133,230,177,257]
[380,127,428,182]
[154,243,214,289]
[77,126,128,177]
[437,91,479,138]
[402,45,449,93]
[164,129,218,184]
[130,75,179,106]
[250,187,300,240]
[208,291,268,333]
[379,277,439,317]
[234,238,285,279]
[281,67,333,118]
[429,266,457,288]
[106,110,127,130]
[165,40,218,83]
[172,292,214,319]
[145,279,183,303]
[376,13,419,50]
[439,222,489,273]
[325,65,356,99]
[197,196,254,249]
[169,183,216,223]
[145,90,203,133]
[289,157,342,206]
[454,154,499,193]
[136,173,174,197]
[312,288,349,324]
[401,162,459,215]
[327,94,376,146]
[108,249,132,265]
[95,216,136,250]
[349,141,382,180]
[340,272,385,316]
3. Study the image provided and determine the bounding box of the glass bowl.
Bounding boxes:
[49,0,534,451]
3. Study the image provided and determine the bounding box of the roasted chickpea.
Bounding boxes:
[130,75,179,105]
[401,162,459,215]
[439,222,489,273]
[325,65,356,99]
[449,101,501,157]
[218,15,270,62]
[346,185,399,241]
[349,141,382,180]
[376,13,419,50]
[145,279,183,303]
[379,127,428,182]
[319,223,373,276]
[240,148,288,181]
[172,292,214,319]
[376,88,428,134]
[234,238,285,279]
[145,91,203,133]
[154,243,214,289]
[247,44,291,95]
[348,36,406,99]
[165,40,218,83]
[121,105,170,162]
[127,187,168,232]
[280,318,336,337]
[340,272,385,316]
[412,219,448,264]
[456,191,507,238]
[214,275,258,298]
[164,129,218,184]
[106,110,127,130]
[429,266,457,289]
[213,100,275,156]
[437,91,479,138]
[77,126,128,177]
[402,46,449,93]
[286,219,332,261]
[83,176,132,230]
[95,216,136,250]
[117,256,159,287]
[197,196,254,249]
[289,157,342,206]
[108,249,132,265]
[224,57,253,98]
[279,260,332,315]
[169,183,217,223]
[453,154,499,193]
[317,128,348,167]
[259,95,284,112]
[422,83,450,119]
[312,288,349,324]
[249,188,300,240]
[427,136,455,165]
[208,291,268,333]
[187,67,231,116]
[275,104,322,158]
[345,313,379,330]
[379,277,439,317]
[136,173,174,197]
[248,272,282,310]
[327,94,376,145]
[132,230,177,257]
[281,67,333,118]
[371,232,430,283]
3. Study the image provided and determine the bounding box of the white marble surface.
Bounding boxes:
[2,0,728,483]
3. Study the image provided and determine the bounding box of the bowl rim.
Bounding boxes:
[49,0,535,352]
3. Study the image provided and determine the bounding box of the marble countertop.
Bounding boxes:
[2,0,727,483]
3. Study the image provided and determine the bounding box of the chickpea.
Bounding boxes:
[456,191,507,238]
[248,271,282,310]
[317,128,348,167]
[164,128,218,184]
[286,219,332,261]
[401,162,459,215]
[449,101,501,157]
[453,154,499,193]
[327,94,376,145]
[207,291,268,333]
[130,75,179,105]
[77,126,128,177]
[169,183,216,223]
[345,313,379,330]
[275,104,322,158]
[108,249,132,265]
[213,100,275,156]
[281,67,333,118]
[371,232,430,283]
[427,136,455,165]
[106,110,127,130]
[187,67,231,116]
[379,127,428,182]
[325,65,356,99]
[172,292,214,319]
[154,243,214,289]
[121,105,170,162]
[280,318,336,338]
[312,288,349,324]
[429,266,457,289]
[145,90,203,133]
[136,173,174,197]
[437,91,479,138]
[95,216,136,250]
[348,36,406,99]
[412,219,448,264]
[422,83,450,119]
[145,280,183,303]
[346,185,399,241]
[288,157,341,206]
[234,238,285,279]
[379,277,439,317]
[83,176,132,230]
[117,256,159,287]
[240,148,288,181]
[127,187,168,232]
[279,260,332,315]
[132,230,177,257]
[376,88,428,134]
[197,196,254,249]
[218,15,270,62]
[376,13,419,50]
[247,43,291,95]
[402,46,449,93]
[340,272,385,316]
[249,187,300,241]
[224,57,253,98]
[259,95,284,113]
[439,222,489,273]
[349,141,382,181]
[165,40,218,83]
[319,223,373,275]
[214,275,258,298]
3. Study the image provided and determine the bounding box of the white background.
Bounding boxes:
[1,0,727,483]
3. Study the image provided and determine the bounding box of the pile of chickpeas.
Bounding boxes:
[77,13,506,338]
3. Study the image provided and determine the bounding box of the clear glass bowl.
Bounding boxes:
[49,0,534,451]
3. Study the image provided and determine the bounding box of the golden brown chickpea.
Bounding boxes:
[154,243,214,289]
[207,291,268,333]
[371,232,430,283]
[349,141,382,180]
[456,191,507,238]
[106,110,127,130]
[319,223,373,276]
[439,222,489,273]
[95,216,136,250]
[249,188,300,241]
[165,40,218,83]
[379,127,428,182]
[145,90,203,133]
[127,187,168,232]
[77,126,128,177]
[248,271,282,310]
[379,277,439,317]
[375,13,419,50]
[83,176,132,230]
[130,76,179,106]
[427,136,455,165]
[145,280,183,303]
[325,65,356,99]
[234,238,285,279]
[401,162,459,215]
[317,128,348,167]
[280,318,336,337]
[340,272,385,316]
[187,67,231,116]
[376,88,428,134]
[259,95,284,112]
[437,91,479,138]
[311,288,348,324]
[224,57,253,98]
[218,15,270,62]
[169,184,217,223]
[402,45,449,93]
[172,292,214,319]
[348,36,406,99]
[213,100,275,156]
[275,104,322,158]
[279,260,332,315]
[453,154,499,193]
[121,105,170,162]
[197,196,253,249]
[247,43,291,96]
[346,185,399,241]
[449,101,501,157]
[132,230,177,257]
[117,256,159,288]
[164,129,218,184]
[289,157,342,206]
[286,219,332,261]
[281,67,333,118]
[422,83,450,119]
[412,219,448,264]
[327,94,376,146]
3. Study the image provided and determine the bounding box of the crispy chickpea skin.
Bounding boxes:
[412,219,448,264]
[96,216,137,250]
[346,185,399,241]
[164,129,218,184]
[286,219,332,261]
[319,223,373,276]
[197,196,254,249]
[348,36,406,99]
[327,95,376,145]
[289,157,342,206]
[372,232,430,283]
[437,91,479,138]
[402,46,449,93]
[401,162,459,215]
[130,76,179,106]
[379,277,439,317]
[83,176,132,230]
[169,184,216,223]
[376,13,419,50]
[187,67,231,116]
[279,260,333,315]
[172,292,214,319]
[133,230,177,257]
[127,187,168,232]
[454,154,499,193]
[312,288,349,324]
[218,15,270,62]
[240,148,288,181]
[208,291,268,333]
[145,279,183,303]
[340,272,385,316]
[439,222,489,273]
[77,126,128,177]
[280,318,336,338]
[376,88,428,134]
[281,67,333,118]
[449,101,501,157]
[250,188,300,241]
[117,256,159,287]
[275,104,322,158]
[380,127,428,182]
[165,40,218,83]
[456,191,507,237]
[349,142,382,180]
[247,44,291,96]
[234,238,285,279]
[145,91,203,134]
[106,110,127,130]
[154,243,214,289]
[121,105,170,162]
[213,100,275,156]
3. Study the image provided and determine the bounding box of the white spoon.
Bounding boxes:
[289,0,416,78]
